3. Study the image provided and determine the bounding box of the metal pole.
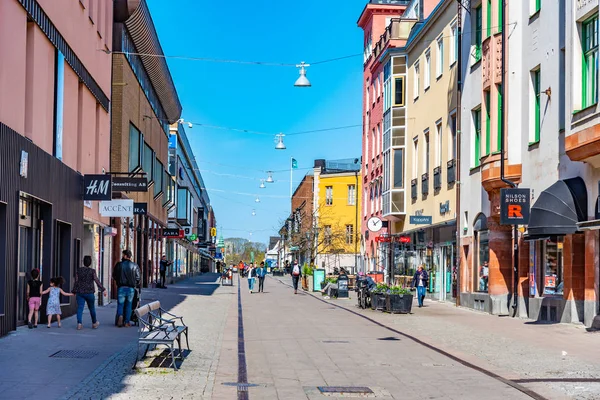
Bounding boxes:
[290,157,293,202]
[355,171,359,274]
[455,0,463,307]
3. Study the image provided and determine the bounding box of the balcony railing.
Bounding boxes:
[411,178,418,200]
[433,167,442,190]
[447,159,456,184]
[421,173,429,196]
[371,18,418,61]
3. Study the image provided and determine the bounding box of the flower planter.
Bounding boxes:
[370,293,386,311]
[304,275,313,291]
[301,276,309,290]
[385,294,413,314]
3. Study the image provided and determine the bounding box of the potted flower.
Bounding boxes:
[302,264,313,291]
[370,284,389,311]
[322,276,337,291]
[385,286,414,314]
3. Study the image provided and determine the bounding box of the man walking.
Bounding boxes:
[290,260,302,294]
[412,265,429,308]
[113,250,141,327]
[159,255,172,288]
[256,261,267,293]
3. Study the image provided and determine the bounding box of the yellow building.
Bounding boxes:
[313,159,362,274]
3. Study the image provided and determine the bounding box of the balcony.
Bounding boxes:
[447,159,456,184]
[411,179,418,200]
[481,34,503,89]
[433,167,442,190]
[421,173,429,196]
[372,18,418,61]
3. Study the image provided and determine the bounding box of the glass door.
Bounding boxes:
[17,226,30,324]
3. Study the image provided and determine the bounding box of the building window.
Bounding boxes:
[497,85,502,151]
[424,50,431,89]
[498,0,503,33]
[473,108,482,167]
[436,36,444,77]
[413,138,419,179]
[326,186,333,206]
[530,0,541,16]
[54,50,65,160]
[424,130,430,174]
[485,91,491,155]
[324,225,332,246]
[450,20,458,66]
[347,184,356,205]
[365,78,370,111]
[376,73,381,98]
[475,230,490,292]
[393,77,405,106]
[486,0,492,38]
[142,142,154,182]
[393,149,404,189]
[582,15,598,109]
[345,225,354,245]
[531,68,541,143]
[472,6,483,64]
[153,159,164,198]
[414,62,420,99]
[542,237,563,296]
[436,120,442,167]
[128,124,142,172]
[449,112,457,160]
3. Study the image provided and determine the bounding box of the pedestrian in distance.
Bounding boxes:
[247,263,256,293]
[412,265,429,308]
[159,255,172,289]
[113,249,141,327]
[256,261,267,293]
[73,255,106,330]
[42,277,74,328]
[290,260,302,294]
[26,268,43,329]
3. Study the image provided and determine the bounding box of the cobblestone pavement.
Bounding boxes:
[269,275,600,400]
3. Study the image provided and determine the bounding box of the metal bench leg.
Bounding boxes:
[176,335,182,357]
[132,343,140,370]
[184,329,190,350]
[169,344,178,371]
[143,344,150,359]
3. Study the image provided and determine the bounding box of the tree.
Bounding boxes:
[223,237,266,265]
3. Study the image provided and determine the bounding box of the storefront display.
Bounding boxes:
[543,237,563,295]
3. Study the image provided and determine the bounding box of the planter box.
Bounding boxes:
[371,293,386,311]
[385,294,413,314]
[304,275,313,291]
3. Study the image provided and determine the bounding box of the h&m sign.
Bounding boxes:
[83,174,112,201]
[500,188,531,225]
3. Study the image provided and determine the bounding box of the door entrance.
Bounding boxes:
[438,245,455,302]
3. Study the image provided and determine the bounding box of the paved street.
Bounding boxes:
[1,273,600,400]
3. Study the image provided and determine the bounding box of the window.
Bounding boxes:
[393,77,405,106]
[324,225,332,246]
[347,184,356,205]
[485,91,491,155]
[424,50,431,89]
[436,121,443,167]
[376,74,381,98]
[486,0,492,38]
[472,6,483,63]
[542,237,563,296]
[128,124,142,172]
[582,16,598,109]
[498,0,503,33]
[436,36,444,77]
[424,130,430,174]
[326,186,333,206]
[372,128,376,160]
[54,50,65,160]
[531,69,541,143]
[497,85,502,151]
[345,225,354,245]
[449,113,457,160]
[413,138,419,178]
[142,142,154,182]
[414,62,420,99]
[153,159,164,197]
[473,108,482,167]
[393,149,404,188]
[530,0,541,16]
[377,123,381,155]
[475,230,490,292]
[450,20,458,65]
[365,78,370,111]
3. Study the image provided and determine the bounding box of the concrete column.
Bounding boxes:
[517,238,530,318]
[487,216,512,315]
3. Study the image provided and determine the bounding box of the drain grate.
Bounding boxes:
[50,350,98,359]
[222,382,260,392]
[318,386,374,394]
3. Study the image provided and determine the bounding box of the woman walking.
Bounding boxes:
[247,263,256,293]
[73,256,107,330]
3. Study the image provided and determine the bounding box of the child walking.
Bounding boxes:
[42,277,73,328]
[26,269,43,329]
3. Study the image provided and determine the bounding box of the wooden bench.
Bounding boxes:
[133,301,189,370]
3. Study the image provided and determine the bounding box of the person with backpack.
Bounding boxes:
[412,265,429,308]
[290,260,302,294]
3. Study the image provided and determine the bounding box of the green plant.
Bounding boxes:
[389,286,412,295]
[325,277,338,284]
[302,264,314,276]
[371,283,389,294]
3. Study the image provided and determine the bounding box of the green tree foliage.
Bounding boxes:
[224,237,266,265]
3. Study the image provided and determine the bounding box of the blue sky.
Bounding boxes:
[147,0,367,245]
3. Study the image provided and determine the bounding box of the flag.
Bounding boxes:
[291,158,298,169]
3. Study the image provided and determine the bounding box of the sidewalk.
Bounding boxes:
[271,275,600,400]
[0,273,234,400]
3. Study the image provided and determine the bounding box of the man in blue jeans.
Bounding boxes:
[412,265,429,308]
[112,249,141,327]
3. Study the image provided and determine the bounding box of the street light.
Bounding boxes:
[294,62,311,87]
[266,171,274,183]
[275,133,286,150]
[252,209,256,216]
[255,196,260,203]
[259,179,266,189]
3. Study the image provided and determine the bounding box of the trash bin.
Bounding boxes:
[338,273,349,298]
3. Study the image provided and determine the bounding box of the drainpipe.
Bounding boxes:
[498,0,519,316]
[455,1,463,307]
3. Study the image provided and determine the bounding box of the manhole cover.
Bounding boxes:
[318,387,374,394]
[378,337,400,341]
[322,340,350,343]
[50,350,98,359]
[222,382,260,392]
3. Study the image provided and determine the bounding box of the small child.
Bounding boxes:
[26,269,43,329]
[42,277,73,328]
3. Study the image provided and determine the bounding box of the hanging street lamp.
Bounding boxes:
[294,61,311,87]
[275,133,286,150]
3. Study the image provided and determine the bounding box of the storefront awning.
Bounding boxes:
[525,177,587,240]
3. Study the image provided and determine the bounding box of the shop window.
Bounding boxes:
[142,142,154,183]
[542,237,563,296]
[474,230,489,292]
[393,77,405,106]
[129,124,142,172]
[153,158,164,198]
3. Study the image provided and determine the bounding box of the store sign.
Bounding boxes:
[500,188,530,225]
[112,177,148,192]
[162,228,184,238]
[188,233,198,241]
[133,203,147,215]
[375,236,391,243]
[440,200,450,215]
[83,174,112,201]
[210,227,217,237]
[410,215,432,225]
[20,151,28,178]
[99,199,134,217]
[182,226,193,236]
